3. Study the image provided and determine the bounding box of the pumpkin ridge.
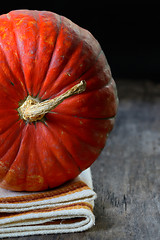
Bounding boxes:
[47,111,115,121]
[7,12,28,95]
[0,124,24,186]
[64,120,107,148]
[0,45,19,96]
[48,121,100,171]
[26,11,40,96]
[42,41,83,99]
[68,70,112,97]
[34,137,50,189]
[29,11,61,97]
[0,50,26,103]
[24,125,33,190]
[24,124,48,191]
[73,48,102,84]
[9,11,39,96]
[0,110,21,135]
[0,120,24,159]
[0,79,18,106]
[34,123,55,189]
[42,47,103,101]
[48,110,115,121]
[69,46,102,85]
[37,14,62,97]
[36,123,70,187]
[44,122,81,175]
[0,15,27,96]
[0,131,23,182]
[0,137,26,190]
[53,119,105,154]
[86,75,113,93]
[69,50,111,94]
[39,15,93,100]
[84,66,112,93]
[54,49,103,95]
[32,11,58,97]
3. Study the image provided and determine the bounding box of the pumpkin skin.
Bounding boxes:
[0,10,118,191]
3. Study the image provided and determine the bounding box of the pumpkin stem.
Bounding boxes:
[18,80,86,123]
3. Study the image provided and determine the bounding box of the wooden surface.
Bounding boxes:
[3,79,160,240]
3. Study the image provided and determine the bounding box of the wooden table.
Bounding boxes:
[7,79,160,240]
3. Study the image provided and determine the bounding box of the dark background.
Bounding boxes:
[1,3,159,81]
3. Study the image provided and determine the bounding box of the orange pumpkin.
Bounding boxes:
[0,10,118,191]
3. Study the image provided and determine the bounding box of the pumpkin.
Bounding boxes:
[0,10,118,191]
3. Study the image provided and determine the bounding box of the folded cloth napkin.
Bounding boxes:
[0,168,96,238]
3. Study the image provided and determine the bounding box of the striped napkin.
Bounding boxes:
[0,168,96,238]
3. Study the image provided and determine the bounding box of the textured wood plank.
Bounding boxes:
[3,79,160,240]
[91,79,160,240]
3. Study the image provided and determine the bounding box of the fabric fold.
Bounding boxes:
[0,168,96,238]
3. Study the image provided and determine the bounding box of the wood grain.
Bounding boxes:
[2,79,160,240]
